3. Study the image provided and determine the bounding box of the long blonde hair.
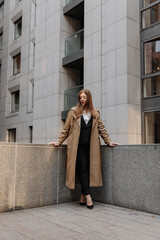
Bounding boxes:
[74,89,97,119]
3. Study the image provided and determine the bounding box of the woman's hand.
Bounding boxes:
[48,142,60,147]
[109,142,119,147]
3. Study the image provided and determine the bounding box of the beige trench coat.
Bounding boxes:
[58,107,112,189]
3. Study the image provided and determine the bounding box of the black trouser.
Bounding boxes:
[76,144,90,195]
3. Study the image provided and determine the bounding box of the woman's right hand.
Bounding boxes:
[48,142,60,147]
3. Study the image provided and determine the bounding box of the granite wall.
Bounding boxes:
[0,143,80,213]
[0,143,160,215]
[92,145,160,215]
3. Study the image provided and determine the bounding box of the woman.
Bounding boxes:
[49,89,118,209]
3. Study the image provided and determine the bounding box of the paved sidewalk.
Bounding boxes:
[0,202,160,240]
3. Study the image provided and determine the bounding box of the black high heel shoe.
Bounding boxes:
[80,202,86,206]
[86,204,93,209]
[86,196,93,209]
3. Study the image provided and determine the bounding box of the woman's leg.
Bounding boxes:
[85,194,93,207]
[76,144,90,196]
[76,144,93,208]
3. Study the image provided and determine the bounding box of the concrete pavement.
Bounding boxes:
[0,202,160,240]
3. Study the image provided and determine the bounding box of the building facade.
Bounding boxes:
[0,0,159,144]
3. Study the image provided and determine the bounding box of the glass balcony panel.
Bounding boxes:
[66,0,73,4]
[15,0,22,5]
[64,85,83,111]
[142,3,160,28]
[65,29,84,56]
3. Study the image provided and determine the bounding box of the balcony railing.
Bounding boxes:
[64,85,83,111]
[66,0,73,4]
[65,29,84,56]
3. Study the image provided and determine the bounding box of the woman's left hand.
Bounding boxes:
[109,142,119,147]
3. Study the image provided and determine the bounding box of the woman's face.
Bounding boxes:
[80,92,87,106]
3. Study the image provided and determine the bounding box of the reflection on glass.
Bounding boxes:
[143,0,158,7]
[64,85,83,111]
[65,29,84,56]
[144,40,160,75]
[144,111,160,143]
[142,3,160,28]
[143,75,160,97]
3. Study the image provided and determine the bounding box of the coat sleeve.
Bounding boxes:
[97,114,112,145]
[58,110,72,145]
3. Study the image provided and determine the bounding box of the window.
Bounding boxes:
[13,53,21,75]
[143,39,160,98]
[11,90,20,112]
[144,39,160,75]
[0,1,4,20]
[28,80,34,111]
[143,0,158,7]
[32,82,34,108]
[8,129,16,142]
[14,17,22,39]
[141,0,160,143]
[143,76,160,97]
[31,3,36,29]
[34,3,36,27]
[144,111,160,143]
[15,0,22,5]
[0,32,3,50]
[30,42,35,69]
[33,43,35,67]
[142,3,160,28]
[29,126,33,143]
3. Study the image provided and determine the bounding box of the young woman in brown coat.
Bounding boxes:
[49,89,118,209]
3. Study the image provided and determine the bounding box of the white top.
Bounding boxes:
[83,111,91,125]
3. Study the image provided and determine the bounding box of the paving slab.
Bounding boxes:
[0,202,160,240]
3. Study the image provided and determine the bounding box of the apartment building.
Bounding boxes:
[0,0,159,144]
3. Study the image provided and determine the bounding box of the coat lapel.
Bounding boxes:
[92,111,99,129]
[72,112,81,127]
[92,117,97,129]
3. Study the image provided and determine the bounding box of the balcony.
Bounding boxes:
[61,85,83,120]
[62,29,84,69]
[65,29,83,56]
[63,0,84,21]
[66,0,72,4]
